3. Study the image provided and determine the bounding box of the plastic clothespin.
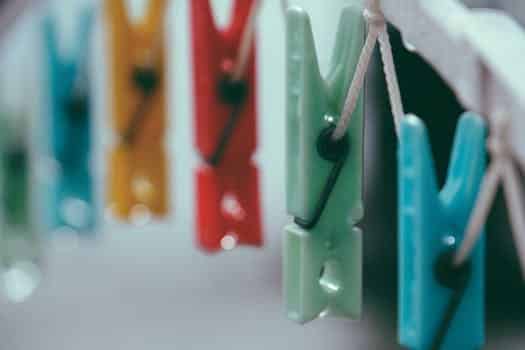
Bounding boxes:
[283,3,365,324]
[105,0,168,220]
[43,10,95,233]
[398,113,486,350]
[0,111,41,301]
[190,0,262,252]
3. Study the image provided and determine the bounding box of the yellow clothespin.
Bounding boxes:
[104,0,168,220]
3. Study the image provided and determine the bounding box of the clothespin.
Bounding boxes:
[104,0,168,220]
[398,113,486,350]
[43,10,95,233]
[0,110,41,302]
[283,3,365,324]
[190,0,263,252]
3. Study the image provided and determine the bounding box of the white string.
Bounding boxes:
[332,19,380,141]
[377,27,404,134]
[332,4,404,141]
[231,0,262,82]
[502,159,525,277]
[453,160,502,265]
[454,115,525,277]
[280,0,289,15]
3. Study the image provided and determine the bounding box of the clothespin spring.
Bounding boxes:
[203,0,261,166]
[431,250,472,350]
[205,75,248,166]
[121,64,160,145]
[293,125,349,229]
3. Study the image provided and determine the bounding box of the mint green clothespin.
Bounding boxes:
[0,110,41,303]
[283,2,365,324]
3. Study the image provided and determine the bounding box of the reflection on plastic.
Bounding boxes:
[2,261,41,303]
[130,204,152,227]
[220,234,238,251]
[60,197,91,229]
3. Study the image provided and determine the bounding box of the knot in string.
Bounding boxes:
[363,7,386,28]
[487,115,512,159]
[487,131,506,159]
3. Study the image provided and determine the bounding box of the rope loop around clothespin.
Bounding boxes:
[364,0,381,15]
[332,0,404,141]
[454,111,525,278]
[363,2,385,28]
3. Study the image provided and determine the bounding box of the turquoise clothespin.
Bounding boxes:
[0,111,41,302]
[283,3,365,324]
[43,9,95,234]
[398,113,486,349]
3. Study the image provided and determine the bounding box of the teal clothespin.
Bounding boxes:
[0,111,41,302]
[43,9,95,234]
[283,3,365,324]
[398,113,486,349]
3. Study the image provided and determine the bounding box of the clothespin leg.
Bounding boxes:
[284,225,362,324]
[197,161,262,252]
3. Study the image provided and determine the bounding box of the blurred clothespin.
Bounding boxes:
[283,3,365,324]
[190,0,262,252]
[0,110,41,303]
[398,113,486,350]
[43,9,95,234]
[105,0,168,221]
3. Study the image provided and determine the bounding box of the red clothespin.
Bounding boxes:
[191,0,262,252]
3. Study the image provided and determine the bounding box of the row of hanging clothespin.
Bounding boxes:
[282,0,525,349]
[0,5,96,304]
[0,0,266,301]
[105,0,264,252]
[36,0,264,252]
[12,0,274,300]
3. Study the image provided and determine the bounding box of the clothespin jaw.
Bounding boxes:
[191,0,257,163]
[398,113,486,350]
[191,0,262,252]
[105,0,169,220]
[283,3,365,324]
[43,10,95,233]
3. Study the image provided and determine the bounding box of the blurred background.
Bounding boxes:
[0,0,522,349]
